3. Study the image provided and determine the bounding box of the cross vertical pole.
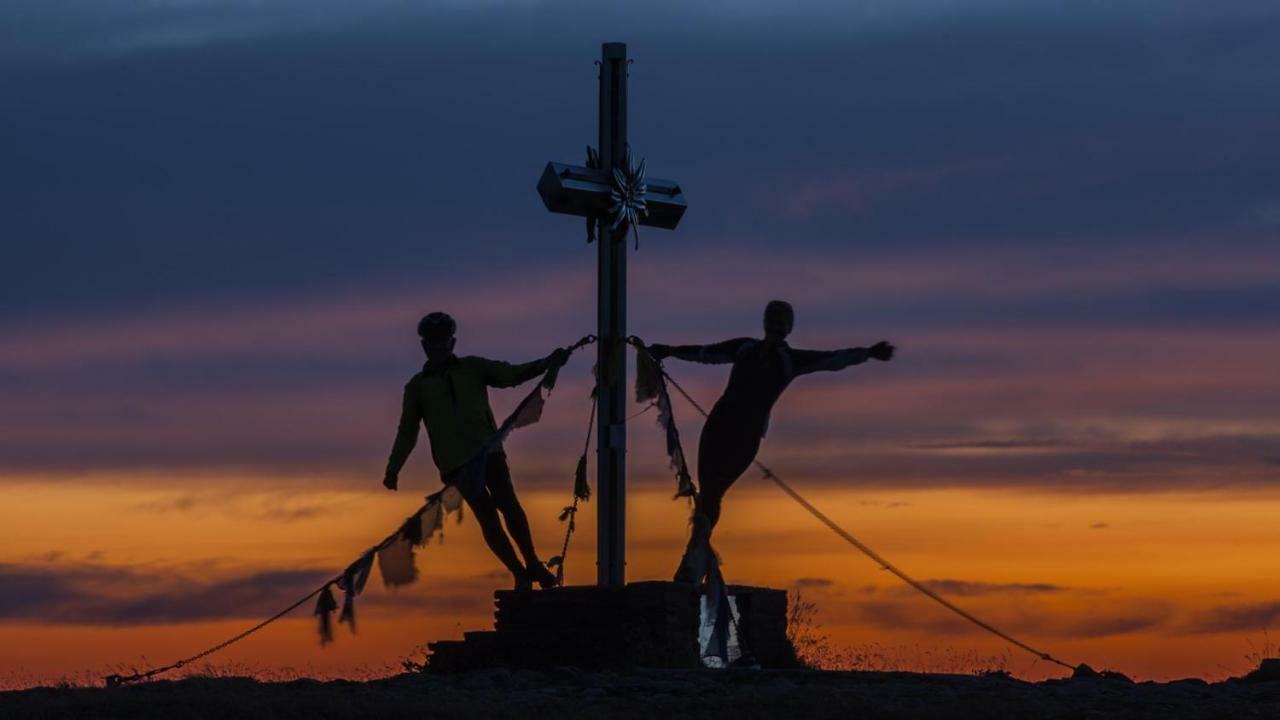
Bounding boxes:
[538,42,684,585]
[596,42,628,587]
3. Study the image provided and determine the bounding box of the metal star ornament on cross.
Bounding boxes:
[609,146,648,248]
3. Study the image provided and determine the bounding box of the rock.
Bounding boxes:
[1241,658,1280,683]
[1071,664,1133,683]
[11,669,1280,719]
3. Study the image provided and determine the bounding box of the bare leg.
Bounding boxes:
[465,490,526,583]
[488,456,557,588]
[699,486,725,530]
[676,412,759,582]
[491,477,539,568]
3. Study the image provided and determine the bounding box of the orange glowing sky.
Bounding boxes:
[5,461,1280,686]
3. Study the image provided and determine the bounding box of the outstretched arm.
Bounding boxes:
[383,382,422,490]
[648,337,753,364]
[475,346,571,388]
[792,341,894,376]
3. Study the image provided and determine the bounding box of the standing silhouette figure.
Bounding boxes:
[384,312,569,590]
[648,300,895,583]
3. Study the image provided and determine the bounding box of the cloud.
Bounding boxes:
[1059,612,1169,639]
[7,245,1278,374]
[4,1,1278,64]
[0,266,592,372]
[855,500,913,509]
[0,0,433,61]
[849,600,975,636]
[843,595,1172,639]
[1182,601,1280,634]
[906,440,1075,454]
[908,580,1068,597]
[795,577,835,589]
[0,561,334,626]
[0,530,519,629]
[5,317,1280,492]
[129,491,341,523]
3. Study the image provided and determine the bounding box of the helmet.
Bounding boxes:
[417,312,457,341]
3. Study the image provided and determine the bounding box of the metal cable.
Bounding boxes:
[651,355,1077,672]
[105,337,598,687]
[105,581,338,687]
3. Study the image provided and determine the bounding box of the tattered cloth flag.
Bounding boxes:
[377,532,419,588]
[420,501,445,545]
[635,343,663,405]
[314,584,339,645]
[703,546,733,661]
[372,489,455,595]
[437,485,464,514]
[398,506,427,547]
[539,351,567,392]
[660,388,696,499]
[338,550,375,631]
[373,504,430,589]
[438,485,465,526]
[634,341,695,498]
[451,357,566,498]
[333,486,464,640]
[416,485,463,547]
[573,453,591,501]
[509,386,547,431]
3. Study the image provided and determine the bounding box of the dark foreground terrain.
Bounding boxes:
[4,668,1279,720]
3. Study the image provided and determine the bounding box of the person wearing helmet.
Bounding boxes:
[384,312,570,590]
[646,300,895,583]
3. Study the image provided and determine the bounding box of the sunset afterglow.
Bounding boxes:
[3,0,1279,692]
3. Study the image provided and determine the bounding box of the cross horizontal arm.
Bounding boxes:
[537,162,687,230]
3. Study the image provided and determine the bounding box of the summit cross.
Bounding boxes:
[536,42,688,587]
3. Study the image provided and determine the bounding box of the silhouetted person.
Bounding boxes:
[648,300,895,583]
[384,312,569,590]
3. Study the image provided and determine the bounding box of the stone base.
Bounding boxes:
[720,584,791,667]
[426,581,792,672]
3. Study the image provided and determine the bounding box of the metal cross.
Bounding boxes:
[536,42,688,587]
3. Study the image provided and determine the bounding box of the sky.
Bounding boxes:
[2,0,1279,686]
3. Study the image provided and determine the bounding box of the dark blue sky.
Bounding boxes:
[5,1,1277,316]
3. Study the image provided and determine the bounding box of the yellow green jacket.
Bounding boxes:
[386,354,548,479]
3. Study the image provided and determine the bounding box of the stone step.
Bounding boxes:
[427,580,790,672]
